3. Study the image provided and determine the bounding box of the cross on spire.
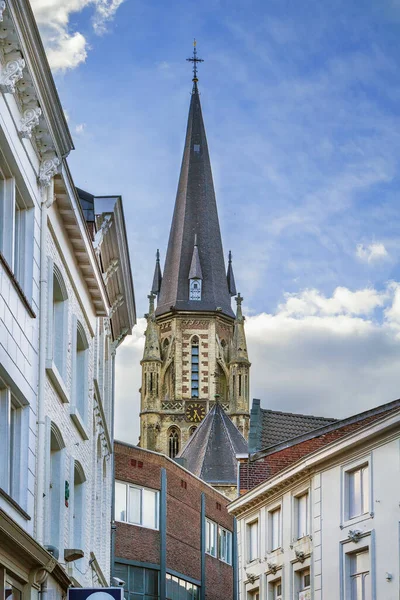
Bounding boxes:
[186,39,204,83]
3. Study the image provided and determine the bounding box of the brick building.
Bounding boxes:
[113,441,237,600]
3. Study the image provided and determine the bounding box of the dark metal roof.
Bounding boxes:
[156,84,234,318]
[177,403,248,485]
[248,398,337,453]
[151,249,163,296]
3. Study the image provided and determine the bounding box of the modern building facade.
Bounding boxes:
[229,399,400,600]
[114,441,236,600]
[139,48,250,460]
[0,0,135,595]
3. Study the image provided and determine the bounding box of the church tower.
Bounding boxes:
[140,43,251,458]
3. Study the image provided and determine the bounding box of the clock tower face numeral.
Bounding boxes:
[185,402,206,423]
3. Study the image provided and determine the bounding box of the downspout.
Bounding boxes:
[36,179,55,544]
[110,345,117,580]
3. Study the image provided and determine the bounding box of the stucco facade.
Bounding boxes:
[229,405,400,600]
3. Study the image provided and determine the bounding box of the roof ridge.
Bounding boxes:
[254,398,400,459]
[261,407,337,421]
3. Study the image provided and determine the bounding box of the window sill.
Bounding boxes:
[0,487,31,520]
[0,253,36,318]
[70,407,89,440]
[46,360,69,403]
[115,519,159,532]
[341,512,373,529]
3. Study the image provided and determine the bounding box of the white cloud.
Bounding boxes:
[75,123,86,134]
[356,242,389,263]
[115,284,400,445]
[30,0,125,71]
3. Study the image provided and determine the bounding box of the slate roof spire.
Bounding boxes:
[156,44,234,318]
[177,403,248,485]
[151,249,162,296]
[188,234,203,280]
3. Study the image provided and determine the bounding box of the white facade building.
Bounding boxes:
[0,0,135,596]
[229,401,400,600]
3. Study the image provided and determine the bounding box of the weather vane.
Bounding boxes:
[186,39,204,83]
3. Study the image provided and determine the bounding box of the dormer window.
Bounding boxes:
[189,279,202,301]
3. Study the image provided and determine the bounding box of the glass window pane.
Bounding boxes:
[142,489,158,528]
[115,482,127,522]
[129,486,141,524]
[145,569,159,594]
[362,466,369,514]
[131,566,145,593]
[349,470,362,518]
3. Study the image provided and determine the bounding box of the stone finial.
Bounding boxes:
[142,292,161,362]
[151,249,162,296]
[0,57,25,94]
[227,250,237,296]
[231,293,249,364]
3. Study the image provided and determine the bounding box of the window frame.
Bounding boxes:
[247,518,259,563]
[340,531,375,600]
[293,489,310,541]
[268,504,282,552]
[115,480,160,530]
[0,167,34,300]
[205,518,218,557]
[341,455,372,527]
[218,525,233,565]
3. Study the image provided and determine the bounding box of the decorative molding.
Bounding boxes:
[93,215,112,256]
[0,2,6,22]
[103,317,111,337]
[267,561,278,574]
[295,550,306,563]
[0,57,25,94]
[109,294,124,317]
[103,258,119,284]
[38,156,60,186]
[162,401,184,411]
[246,572,257,584]
[348,529,362,543]
[20,105,42,138]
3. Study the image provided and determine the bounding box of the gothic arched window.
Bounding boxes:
[189,426,197,436]
[191,336,199,398]
[168,427,180,459]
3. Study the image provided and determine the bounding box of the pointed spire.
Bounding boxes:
[142,293,161,362]
[231,293,249,364]
[156,46,234,318]
[188,234,203,279]
[151,249,163,296]
[227,250,237,297]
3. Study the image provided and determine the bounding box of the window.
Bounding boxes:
[73,461,86,550]
[218,526,232,564]
[297,569,311,600]
[346,464,369,519]
[47,422,65,550]
[0,381,27,505]
[166,574,199,600]
[348,550,370,600]
[0,173,34,298]
[206,518,217,557]
[52,267,68,379]
[295,492,309,539]
[269,506,281,551]
[189,278,202,301]
[191,338,199,397]
[114,563,159,600]
[272,580,282,600]
[168,427,180,459]
[115,481,159,529]
[248,520,259,562]
[247,591,259,600]
[189,426,197,436]
[73,320,89,423]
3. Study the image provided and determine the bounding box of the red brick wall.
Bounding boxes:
[240,409,398,493]
[114,443,234,600]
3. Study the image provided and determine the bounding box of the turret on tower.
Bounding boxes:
[139,42,250,459]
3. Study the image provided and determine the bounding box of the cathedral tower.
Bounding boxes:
[140,44,250,457]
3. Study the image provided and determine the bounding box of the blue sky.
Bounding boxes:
[32,0,400,443]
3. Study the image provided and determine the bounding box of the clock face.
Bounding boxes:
[185,402,206,423]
